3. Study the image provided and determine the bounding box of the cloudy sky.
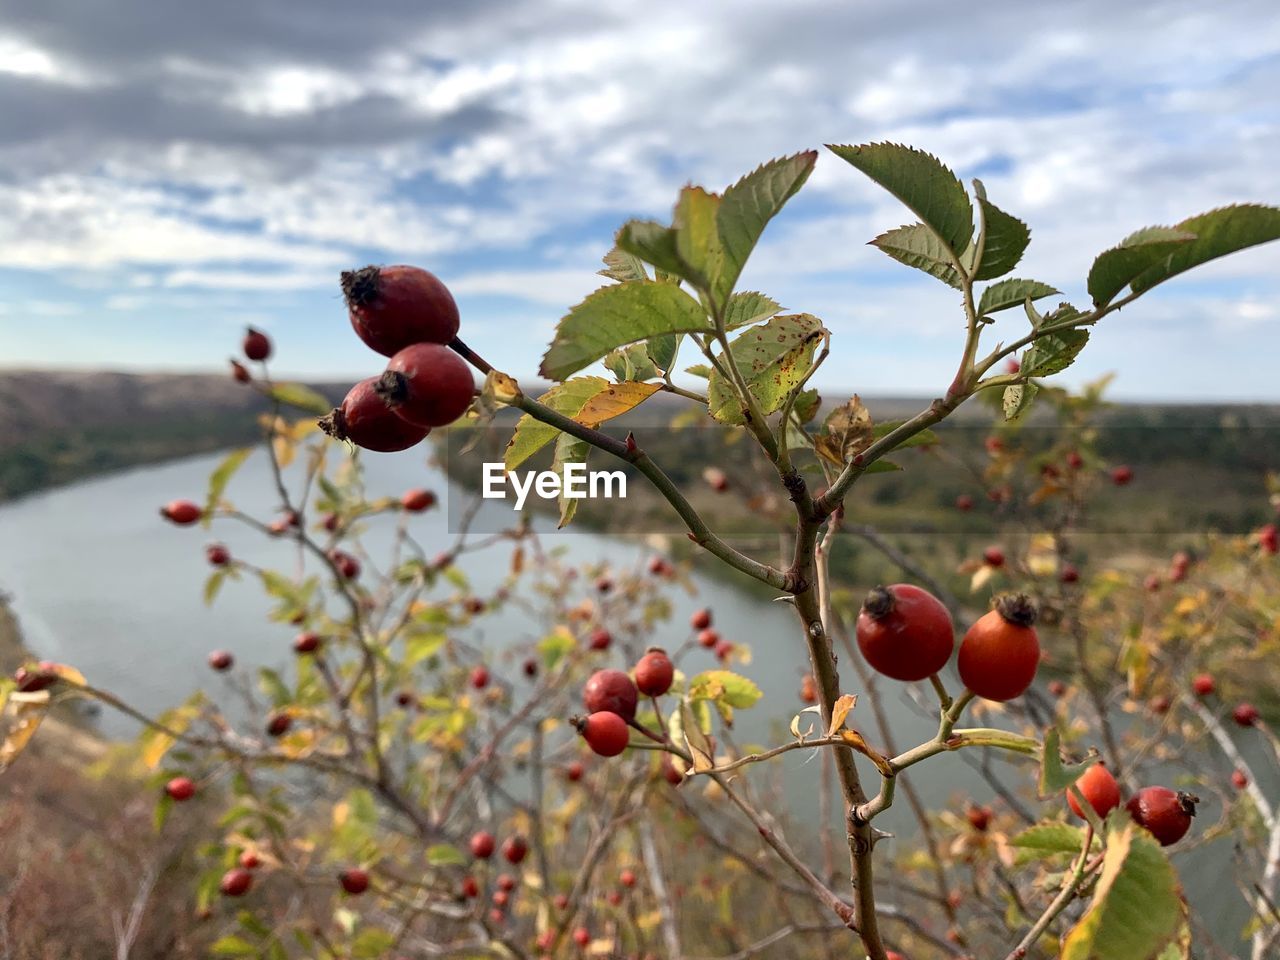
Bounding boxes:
[1,0,1278,400]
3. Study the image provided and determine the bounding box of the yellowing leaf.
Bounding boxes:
[573,381,661,428]
[815,395,874,467]
[0,691,50,772]
[827,694,857,737]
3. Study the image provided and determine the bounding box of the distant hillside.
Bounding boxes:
[0,370,347,502]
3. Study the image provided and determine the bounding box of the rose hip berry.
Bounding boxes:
[160,499,202,525]
[691,609,712,630]
[566,761,584,782]
[239,851,261,870]
[220,867,253,897]
[697,628,719,649]
[958,595,1040,702]
[293,632,321,655]
[14,663,59,692]
[331,550,361,580]
[266,712,292,737]
[208,650,234,671]
[1111,465,1134,485]
[634,648,674,697]
[1232,769,1249,789]
[588,628,612,651]
[339,868,370,895]
[470,666,490,690]
[1060,564,1080,584]
[1126,787,1198,845]
[205,543,230,566]
[954,493,974,512]
[470,831,496,859]
[320,377,430,453]
[230,359,251,383]
[965,805,992,832]
[855,584,954,682]
[982,546,1005,568]
[1192,673,1215,697]
[1233,702,1260,727]
[376,343,475,428]
[401,488,437,512]
[576,711,630,757]
[165,777,196,802]
[461,875,479,898]
[573,928,591,948]
[583,669,638,721]
[341,264,460,357]
[502,836,528,864]
[1067,762,1121,820]
[242,327,272,362]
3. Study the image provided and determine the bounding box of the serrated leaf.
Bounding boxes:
[540,281,710,380]
[1010,822,1086,862]
[646,333,680,373]
[793,388,821,424]
[426,844,466,866]
[203,447,252,525]
[574,381,661,428]
[829,142,973,257]
[403,631,446,666]
[827,694,857,737]
[1003,382,1038,421]
[505,378,606,470]
[204,568,229,606]
[715,151,817,306]
[551,433,590,529]
[870,223,962,288]
[1087,226,1197,308]
[1038,727,1094,797]
[977,279,1060,317]
[972,186,1031,280]
[814,394,873,466]
[266,382,331,416]
[616,220,686,277]
[724,291,783,329]
[604,343,660,383]
[538,626,576,670]
[1129,204,1280,296]
[688,670,763,709]
[1023,330,1090,378]
[707,314,825,424]
[684,364,713,379]
[598,245,649,282]
[1061,818,1185,960]
[674,185,724,296]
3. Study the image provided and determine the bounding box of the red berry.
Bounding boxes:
[208,650,234,671]
[160,499,202,525]
[704,468,729,492]
[886,952,908,960]
[634,648,674,697]
[462,875,480,898]
[1192,673,1215,697]
[470,831,496,859]
[1067,762,1121,820]
[553,893,569,910]
[662,757,683,785]
[340,868,370,895]
[606,890,622,906]
[470,666,490,690]
[583,669,638,721]
[497,873,517,892]
[376,343,475,428]
[165,776,196,802]
[589,628,612,651]
[1149,694,1171,714]
[341,264,460,357]
[799,674,818,704]
[242,327,272,362]
[492,890,509,908]
[573,927,590,947]
[954,494,974,512]
[1260,524,1278,555]
[647,556,670,575]
[1048,679,1067,697]
[330,550,361,580]
[1060,564,1079,583]
[620,868,637,888]
[502,836,528,864]
[984,436,1004,455]
[957,595,1040,702]
[286,630,320,655]
[321,512,341,533]
[205,543,230,566]
[401,488,437,512]
[536,930,556,951]
[982,546,1005,568]
[1233,702,1260,727]
[489,908,504,925]
[566,761,584,782]
[856,584,955,683]
[965,805,992,832]
[697,628,719,649]
[1126,787,1197,845]
[13,664,59,693]
[1232,769,1249,790]
[1111,465,1134,486]
[230,359,251,383]
[522,658,538,679]
[319,377,430,453]
[1066,450,1084,470]
[1006,357,1021,374]
[395,690,415,708]
[220,867,253,897]
[714,640,734,662]
[690,609,712,630]
[266,712,292,737]
[239,851,261,870]
[595,575,613,594]
[1143,573,1161,592]
[578,712,630,757]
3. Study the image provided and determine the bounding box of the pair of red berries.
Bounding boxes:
[1067,762,1197,846]
[468,832,528,864]
[320,266,475,453]
[855,585,1040,702]
[575,650,675,757]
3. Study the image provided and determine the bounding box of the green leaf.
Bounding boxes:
[616,220,686,277]
[538,627,576,670]
[793,388,821,424]
[203,447,252,524]
[1023,330,1090,378]
[1061,818,1185,960]
[352,930,396,959]
[674,185,725,296]
[403,631,446,666]
[203,568,229,606]
[869,223,962,288]
[707,314,825,425]
[1087,226,1197,308]
[1038,727,1094,797]
[828,142,973,257]
[1129,204,1280,296]
[688,670,763,709]
[210,936,258,957]
[724,291,782,329]
[551,433,591,528]
[598,245,649,282]
[972,183,1031,280]
[977,279,1060,317]
[266,382,332,415]
[539,282,710,381]
[153,792,173,832]
[647,333,681,373]
[714,151,817,306]
[604,343,660,383]
[426,844,466,866]
[684,363,713,379]
[1003,382,1038,421]
[257,668,292,709]
[1010,822,1087,863]
[863,459,902,474]
[505,378,606,470]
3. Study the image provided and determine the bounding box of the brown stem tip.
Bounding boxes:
[1177,791,1200,818]
[340,265,382,307]
[374,370,409,405]
[994,593,1038,628]
[318,407,347,441]
[862,585,895,620]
